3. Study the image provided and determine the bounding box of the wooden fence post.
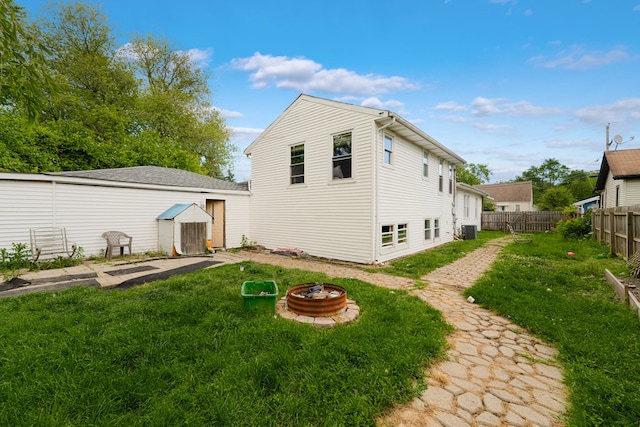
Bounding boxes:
[609,211,616,257]
[627,212,634,259]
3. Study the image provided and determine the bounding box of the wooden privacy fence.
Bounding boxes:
[592,205,640,259]
[481,211,565,233]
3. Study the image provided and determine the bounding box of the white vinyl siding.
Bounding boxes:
[0,175,250,257]
[248,97,375,263]
[377,131,455,262]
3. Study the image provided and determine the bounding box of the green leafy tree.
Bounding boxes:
[562,169,596,201]
[538,186,574,211]
[0,0,56,121]
[125,34,234,178]
[457,163,491,185]
[1,1,235,179]
[515,158,571,203]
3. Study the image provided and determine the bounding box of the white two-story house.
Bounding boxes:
[244,94,466,264]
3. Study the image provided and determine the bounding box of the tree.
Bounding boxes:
[515,158,571,203]
[0,0,56,121]
[122,33,234,178]
[538,186,574,211]
[457,163,491,185]
[1,2,236,179]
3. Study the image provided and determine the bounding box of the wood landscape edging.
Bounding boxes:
[605,268,640,320]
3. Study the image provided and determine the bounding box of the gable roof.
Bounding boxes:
[48,166,249,192]
[595,148,640,191]
[244,94,465,165]
[157,203,209,220]
[473,181,533,203]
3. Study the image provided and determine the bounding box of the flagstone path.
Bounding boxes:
[239,238,567,427]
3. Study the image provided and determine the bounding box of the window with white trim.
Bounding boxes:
[438,159,444,192]
[434,218,440,239]
[290,144,304,184]
[464,195,470,219]
[424,219,431,240]
[381,225,394,247]
[423,151,428,177]
[384,135,393,165]
[397,224,408,244]
[332,132,352,179]
[448,165,453,194]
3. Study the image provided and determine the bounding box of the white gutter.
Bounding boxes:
[0,172,251,196]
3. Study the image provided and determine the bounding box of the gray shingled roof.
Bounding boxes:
[48,166,249,192]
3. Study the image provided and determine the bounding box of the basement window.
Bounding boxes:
[382,225,394,247]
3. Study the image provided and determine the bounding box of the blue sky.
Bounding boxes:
[19,0,640,183]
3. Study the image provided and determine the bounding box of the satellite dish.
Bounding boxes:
[614,135,623,144]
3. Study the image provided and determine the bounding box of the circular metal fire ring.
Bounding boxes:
[286,283,347,317]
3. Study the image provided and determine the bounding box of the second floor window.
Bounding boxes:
[439,160,444,192]
[449,165,453,194]
[423,151,428,177]
[332,132,352,179]
[290,144,304,184]
[384,135,393,165]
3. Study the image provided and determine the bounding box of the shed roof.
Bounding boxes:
[473,181,533,203]
[157,203,197,220]
[49,166,249,192]
[595,148,640,190]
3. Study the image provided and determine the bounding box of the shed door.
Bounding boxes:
[207,200,225,248]
[180,222,207,255]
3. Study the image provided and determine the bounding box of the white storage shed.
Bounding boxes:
[157,203,212,256]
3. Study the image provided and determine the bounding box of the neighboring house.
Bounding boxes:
[474,181,534,212]
[594,148,640,208]
[455,182,487,234]
[244,94,466,264]
[0,166,251,258]
[573,196,600,215]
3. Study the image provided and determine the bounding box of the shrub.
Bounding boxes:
[556,211,592,239]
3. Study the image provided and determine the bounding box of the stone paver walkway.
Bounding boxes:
[239,238,567,427]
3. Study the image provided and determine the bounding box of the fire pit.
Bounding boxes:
[286,283,347,317]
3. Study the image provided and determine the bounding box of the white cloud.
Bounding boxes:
[230,127,264,137]
[502,101,564,117]
[471,97,505,116]
[634,5,640,11]
[180,48,214,68]
[473,122,513,133]
[530,45,634,70]
[360,97,404,109]
[470,97,564,118]
[216,108,244,119]
[434,101,467,112]
[231,52,418,95]
[574,98,640,125]
[524,9,533,16]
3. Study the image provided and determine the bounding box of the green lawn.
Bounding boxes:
[2,231,638,426]
[463,232,640,426]
[364,230,504,279]
[0,262,451,426]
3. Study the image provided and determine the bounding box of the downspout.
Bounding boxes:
[373,116,395,263]
[451,166,457,237]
